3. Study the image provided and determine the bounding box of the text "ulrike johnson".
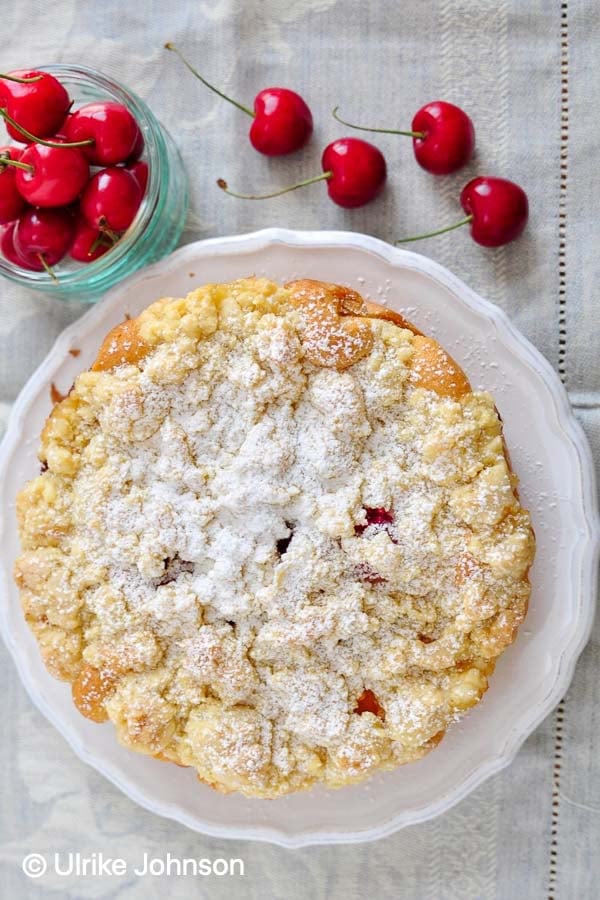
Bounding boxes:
[53,852,245,877]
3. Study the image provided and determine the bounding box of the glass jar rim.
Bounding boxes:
[0,63,163,288]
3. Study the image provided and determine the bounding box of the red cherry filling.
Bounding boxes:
[153,555,194,587]
[355,506,394,535]
[354,689,385,720]
[276,522,295,556]
[353,508,395,584]
[352,563,387,585]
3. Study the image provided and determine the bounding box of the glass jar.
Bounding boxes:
[0,64,188,301]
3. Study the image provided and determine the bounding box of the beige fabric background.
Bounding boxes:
[0,1,598,897]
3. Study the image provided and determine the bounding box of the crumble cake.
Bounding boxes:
[14,277,535,797]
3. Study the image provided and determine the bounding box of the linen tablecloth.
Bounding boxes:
[0,2,598,897]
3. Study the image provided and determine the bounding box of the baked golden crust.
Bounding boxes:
[14,277,535,798]
[91,318,150,373]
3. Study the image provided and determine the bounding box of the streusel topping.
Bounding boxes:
[15,278,534,797]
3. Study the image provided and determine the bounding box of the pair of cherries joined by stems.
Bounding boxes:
[0,69,148,275]
[166,45,528,247]
[331,104,528,247]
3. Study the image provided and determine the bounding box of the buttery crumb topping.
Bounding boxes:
[14,278,535,798]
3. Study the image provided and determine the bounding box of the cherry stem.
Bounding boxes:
[98,218,120,243]
[217,171,332,201]
[164,42,255,119]
[332,106,425,139]
[395,214,474,244]
[0,107,94,148]
[89,231,115,256]
[0,72,43,84]
[0,153,33,173]
[37,254,59,283]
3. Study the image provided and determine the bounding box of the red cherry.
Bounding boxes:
[460,177,529,247]
[218,137,386,209]
[0,144,22,160]
[0,221,39,268]
[128,128,145,161]
[321,138,386,207]
[0,70,70,143]
[165,43,313,156]
[249,88,313,156]
[81,167,142,232]
[411,101,475,175]
[14,207,74,268]
[396,177,529,247]
[0,146,27,224]
[333,101,474,174]
[53,113,74,142]
[14,144,89,207]
[65,102,141,165]
[69,215,113,263]
[126,159,148,194]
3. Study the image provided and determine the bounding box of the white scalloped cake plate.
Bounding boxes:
[0,229,597,848]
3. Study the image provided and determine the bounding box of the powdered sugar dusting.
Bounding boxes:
[15,278,535,797]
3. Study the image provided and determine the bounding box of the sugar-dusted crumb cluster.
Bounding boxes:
[15,277,535,798]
